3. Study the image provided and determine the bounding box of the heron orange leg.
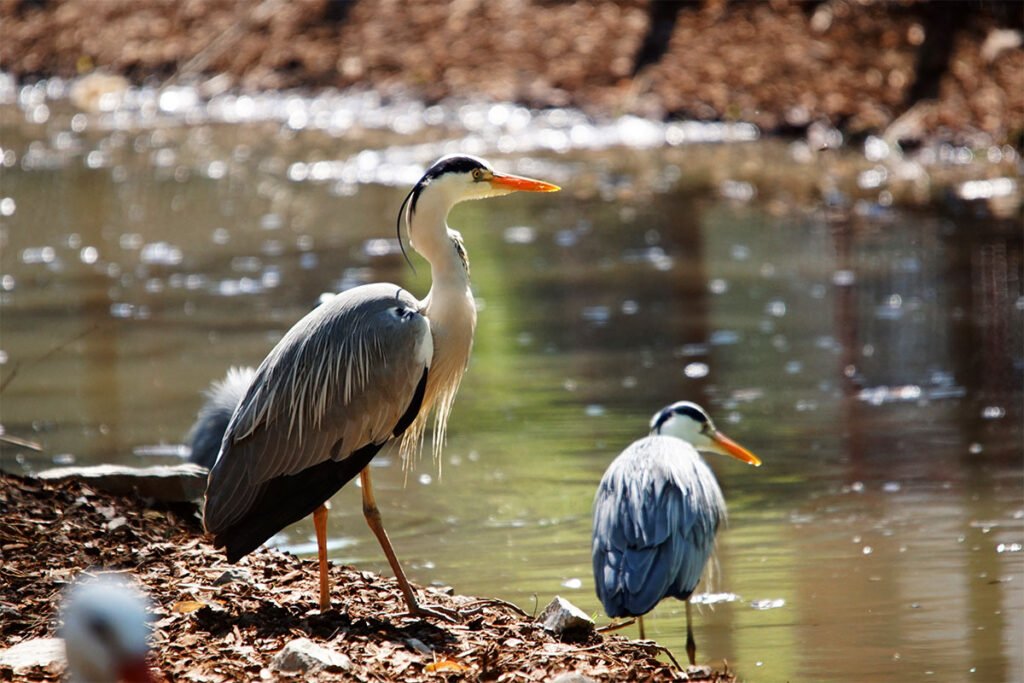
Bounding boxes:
[313,504,331,611]
[359,469,458,623]
[685,599,697,666]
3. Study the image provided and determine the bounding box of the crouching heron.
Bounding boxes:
[200,155,558,619]
[188,366,255,471]
[591,401,761,665]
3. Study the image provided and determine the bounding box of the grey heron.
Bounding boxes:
[200,155,559,619]
[60,574,153,683]
[591,401,761,665]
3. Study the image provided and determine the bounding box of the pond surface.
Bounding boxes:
[2,88,1022,682]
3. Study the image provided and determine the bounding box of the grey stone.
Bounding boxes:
[213,568,252,586]
[550,674,597,683]
[686,664,714,679]
[405,637,432,655]
[537,596,595,639]
[271,638,352,673]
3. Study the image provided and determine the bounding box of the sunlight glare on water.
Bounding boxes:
[1,84,1022,682]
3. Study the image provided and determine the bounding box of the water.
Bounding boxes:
[1,87,1022,682]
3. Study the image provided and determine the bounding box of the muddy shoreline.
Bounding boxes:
[0,474,732,681]
[2,0,1021,147]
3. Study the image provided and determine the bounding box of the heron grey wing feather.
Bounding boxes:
[592,437,726,616]
[204,283,429,533]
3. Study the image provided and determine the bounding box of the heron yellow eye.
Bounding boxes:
[471,168,484,182]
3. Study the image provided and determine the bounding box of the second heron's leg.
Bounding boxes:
[313,504,331,611]
[638,615,646,640]
[685,599,696,665]
[359,469,457,622]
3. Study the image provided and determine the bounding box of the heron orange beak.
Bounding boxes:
[710,430,762,467]
[489,171,560,193]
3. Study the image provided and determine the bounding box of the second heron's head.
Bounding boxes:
[650,401,762,466]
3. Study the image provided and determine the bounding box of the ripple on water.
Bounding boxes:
[230,256,262,273]
[709,330,740,346]
[21,246,56,265]
[581,306,610,326]
[133,444,190,458]
[362,238,402,257]
[503,226,536,245]
[140,242,183,266]
[750,598,786,610]
[213,278,263,297]
[691,592,740,605]
[276,536,357,556]
[684,362,709,379]
[856,383,968,405]
[622,246,673,271]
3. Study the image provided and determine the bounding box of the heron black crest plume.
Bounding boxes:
[395,186,418,274]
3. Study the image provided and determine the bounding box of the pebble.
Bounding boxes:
[537,596,595,640]
[550,674,598,683]
[271,638,352,674]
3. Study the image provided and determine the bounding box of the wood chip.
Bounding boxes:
[1,473,733,682]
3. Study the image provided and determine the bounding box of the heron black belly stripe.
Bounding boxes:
[217,441,383,562]
[392,367,428,438]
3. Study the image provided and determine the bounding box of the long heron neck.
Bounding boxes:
[406,188,476,360]
[410,207,475,386]
[400,191,477,463]
[408,191,471,293]
[412,211,475,354]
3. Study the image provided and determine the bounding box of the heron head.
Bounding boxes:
[396,154,559,268]
[651,401,761,466]
[410,154,560,209]
[61,574,153,683]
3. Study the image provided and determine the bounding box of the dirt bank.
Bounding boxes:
[0,474,730,681]
[1,0,1021,146]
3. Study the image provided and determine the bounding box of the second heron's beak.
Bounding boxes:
[709,430,762,467]
[489,171,560,193]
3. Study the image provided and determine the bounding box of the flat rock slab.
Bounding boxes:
[34,463,207,502]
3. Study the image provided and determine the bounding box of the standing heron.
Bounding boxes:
[202,155,558,619]
[591,401,761,665]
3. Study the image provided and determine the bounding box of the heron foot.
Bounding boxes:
[403,602,461,624]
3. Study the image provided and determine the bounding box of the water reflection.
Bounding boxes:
[1,101,1021,682]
